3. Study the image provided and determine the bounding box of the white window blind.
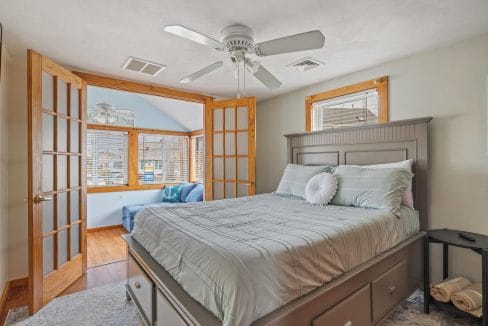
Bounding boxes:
[87,130,129,186]
[138,133,189,184]
[191,135,204,183]
[312,89,379,130]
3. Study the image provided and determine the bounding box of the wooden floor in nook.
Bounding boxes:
[87,226,128,268]
[61,226,129,296]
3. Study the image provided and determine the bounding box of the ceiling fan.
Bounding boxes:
[88,90,135,126]
[164,24,325,90]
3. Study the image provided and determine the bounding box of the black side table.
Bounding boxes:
[424,229,488,325]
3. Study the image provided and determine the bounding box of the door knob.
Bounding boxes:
[33,195,53,205]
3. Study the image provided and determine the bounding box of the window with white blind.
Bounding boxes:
[138,133,189,184]
[312,89,379,130]
[87,130,129,186]
[306,76,388,132]
[191,135,204,183]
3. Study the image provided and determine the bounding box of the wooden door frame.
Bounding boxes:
[28,50,88,313]
[27,49,43,314]
[204,97,256,200]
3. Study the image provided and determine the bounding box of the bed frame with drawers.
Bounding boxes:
[123,117,432,326]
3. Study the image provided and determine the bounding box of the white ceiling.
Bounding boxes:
[1,0,488,101]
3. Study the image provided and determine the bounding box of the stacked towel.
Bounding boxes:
[451,283,483,318]
[430,277,471,302]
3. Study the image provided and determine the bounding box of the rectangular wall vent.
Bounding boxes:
[122,57,166,76]
[287,57,324,72]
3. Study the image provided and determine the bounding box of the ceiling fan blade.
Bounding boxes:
[255,30,325,56]
[164,25,225,51]
[252,64,282,89]
[179,62,224,84]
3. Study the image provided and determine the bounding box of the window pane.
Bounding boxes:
[312,89,379,130]
[191,136,204,183]
[87,130,129,186]
[138,133,189,184]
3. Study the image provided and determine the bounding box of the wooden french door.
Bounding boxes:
[27,50,87,313]
[204,97,256,200]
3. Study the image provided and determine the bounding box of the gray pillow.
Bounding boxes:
[331,165,413,215]
[276,164,332,198]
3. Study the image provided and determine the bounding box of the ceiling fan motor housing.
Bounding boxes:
[220,25,255,55]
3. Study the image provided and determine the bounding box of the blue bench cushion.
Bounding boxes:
[123,183,204,232]
[122,202,165,232]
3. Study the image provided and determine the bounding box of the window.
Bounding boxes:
[306,76,388,131]
[312,89,378,129]
[191,135,204,183]
[87,125,203,193]
[138,133,189,184]
[87,130,129,186]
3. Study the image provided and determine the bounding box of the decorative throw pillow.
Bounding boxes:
[162,185,182,203]
[179,182,197,202]
[276,164,332,199]
[331,166,413,215]
[360,160,414,208]
[305,173,337,205]
[185,184,204,203]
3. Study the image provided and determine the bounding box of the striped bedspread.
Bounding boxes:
[132,193,419,326]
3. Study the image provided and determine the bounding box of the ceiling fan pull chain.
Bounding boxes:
[243,59,246,97]
[237,59,241,98]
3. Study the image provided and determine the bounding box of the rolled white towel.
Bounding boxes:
[451,283,482,318]
[430,277,471,303]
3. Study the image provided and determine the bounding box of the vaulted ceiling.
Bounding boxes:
[1,0,487,100]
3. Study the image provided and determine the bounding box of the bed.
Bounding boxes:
[123,117,431,326]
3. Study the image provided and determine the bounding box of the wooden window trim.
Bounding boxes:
[189,134,204,183]
[76,72,210,193]
[87,124,194,193]
[73,71,213,104]
[305,76,388,132]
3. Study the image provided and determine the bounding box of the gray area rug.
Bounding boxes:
[5,282,142,326]
[5,282,477,325]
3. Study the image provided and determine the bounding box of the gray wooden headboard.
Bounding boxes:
[285,117,432,230]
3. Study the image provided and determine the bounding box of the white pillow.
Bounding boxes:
[276,164,331,198]
[359,159,414,208]
[305,173,338,205]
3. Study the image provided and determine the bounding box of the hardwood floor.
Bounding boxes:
[87,226,128,268]
[59,260,126,297]
[60,226,128,296]
[0,278,29,325]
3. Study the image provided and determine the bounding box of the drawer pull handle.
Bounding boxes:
[135,282,141,289]
[388,285,397,294]
[344,321,352,326]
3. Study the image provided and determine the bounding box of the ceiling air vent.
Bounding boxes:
[122,57,166,76]
[287,57,324,72]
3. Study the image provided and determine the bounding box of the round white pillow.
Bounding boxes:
[305,173,338,205]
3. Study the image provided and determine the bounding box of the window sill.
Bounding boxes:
[87,184,165,193]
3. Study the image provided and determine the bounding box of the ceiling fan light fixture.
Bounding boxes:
[164,23,326,90]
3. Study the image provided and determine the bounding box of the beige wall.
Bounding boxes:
[0,44,10,292]
[7,54,28,280]
[0,44,29,283]
[257,33,488,282]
